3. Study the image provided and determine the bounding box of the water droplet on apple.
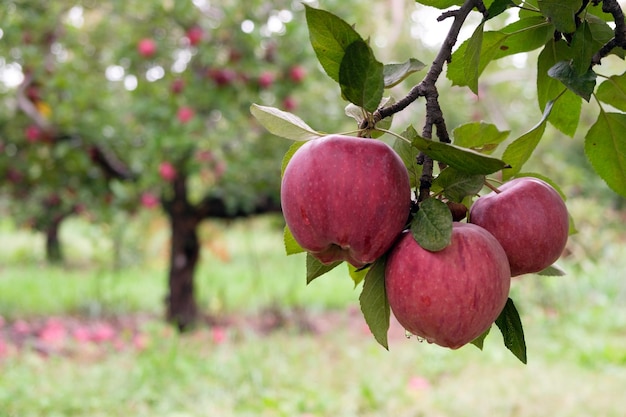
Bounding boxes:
[405,329,414,339]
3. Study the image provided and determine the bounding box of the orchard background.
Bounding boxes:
[1,0,626,416]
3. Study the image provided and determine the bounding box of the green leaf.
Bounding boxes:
[348,263,370,287]
[596,72,626,112]
[383,58,426,88]
[281,141,307,178]
[284,225,305,255]
[432,167,485,203]
[305,5,362,83]
[537,264,566,276]
[537,0,581,34]
[448,17,552,89]
[486,0,516,20]
[393,134,422,188]
[547,61,596,102]
[465,22,485,94]
[415,0,463,8]
[502,100,553,180]
[495,298,527,364]
[250,104,325,141]
[359,257,390,350]
[586,14,625,59]
[411,135,509,175]
[452,122,510,154]
[339,40,384,113]
[410,198,453,252]
[584,112,626,197]
[571,20,594,75]
[470,327,491,350]
[306,253,342,284]
[537,39,581,136]
[448,30,505,89]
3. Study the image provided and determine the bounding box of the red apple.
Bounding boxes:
[281,135,411,268]
[288,65,306,83]
[141,192,159,209]
[177,106,194,123]
[185,26,203,46]
[170,78,185,94]
[159,162,177,182]
[469,177,569,276]
[258,71,275,89]
[137,38,157,57]
[25,125,43,143]
[208,68,237,87]
[385,223,511,349]
[282,96,297,111]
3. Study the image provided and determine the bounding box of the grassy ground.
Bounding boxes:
[1,199,626,416]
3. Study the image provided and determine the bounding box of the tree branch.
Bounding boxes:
[591,0,626,65]
[373,0,480,123]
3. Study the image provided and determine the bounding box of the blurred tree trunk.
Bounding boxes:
[163,172,281,331]
[45,215,64,264]
[164,175,200,331]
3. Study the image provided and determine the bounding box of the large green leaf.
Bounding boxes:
[383,58,426,88]
[393,135,422,188]
[571,20,594,75]
[537,39,581,136]
[448,17,553,89]
[485,0,516,20]
[339,40,384,113]
[432,168,485,203]
[304,5,362,83]
[586,14,625,59]
[306,253,342,284]
[284,225,305,256]
[537,0,581,33]
[359,257,390,350]
[348,263,370,287]
[471,327,491,350]
[584,112,626,197]
[410,133,509,175]
[547,61,596,102]
[465,22,485,94]
[502,100,553,180]
[452,122,510,154]
[410,198,453,252]
[495,298,527,364]
[596,72,626,112]
[251,104,325,141]
[415,0,463,8]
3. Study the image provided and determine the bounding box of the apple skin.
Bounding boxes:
[281,135,411,268]
[185,26,203,46]
[137,38,157,57]
[469,177,569,276]
[385,223,511,349]
[158,162,177,182]
[177,106,194,123]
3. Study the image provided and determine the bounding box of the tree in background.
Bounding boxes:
[0,0,337,329]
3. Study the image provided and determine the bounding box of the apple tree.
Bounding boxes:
[1,0,343,329]
[253,0,626,363]
[0,1,135,263]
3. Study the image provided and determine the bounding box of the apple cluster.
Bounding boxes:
[281,135,569,349]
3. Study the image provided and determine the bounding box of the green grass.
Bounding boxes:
[1,200,626,416]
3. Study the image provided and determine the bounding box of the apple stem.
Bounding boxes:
[484,180,502,194]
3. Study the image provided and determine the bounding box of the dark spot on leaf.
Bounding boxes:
[500,45,509,51]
